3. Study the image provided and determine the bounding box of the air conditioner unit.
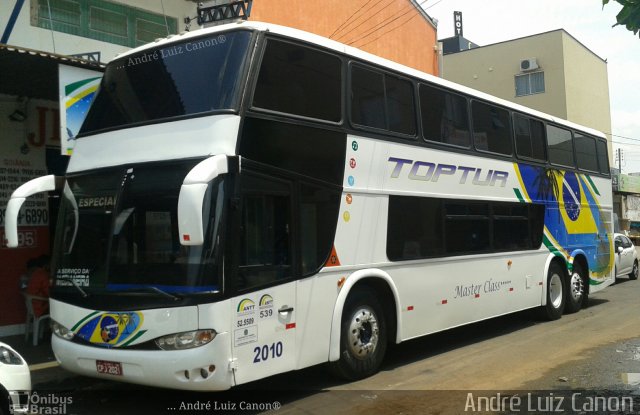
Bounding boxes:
[520,58,539,72]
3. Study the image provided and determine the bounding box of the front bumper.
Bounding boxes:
[52,332,233,391]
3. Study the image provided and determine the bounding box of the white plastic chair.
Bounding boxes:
[23,293,51,346]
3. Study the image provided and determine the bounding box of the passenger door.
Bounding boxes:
[231,172,297,385]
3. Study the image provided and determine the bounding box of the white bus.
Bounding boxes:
[4,20,613,390]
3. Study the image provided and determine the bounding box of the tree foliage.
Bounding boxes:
[603,0,640,37]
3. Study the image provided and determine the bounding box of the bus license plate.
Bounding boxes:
[96,360,123,376]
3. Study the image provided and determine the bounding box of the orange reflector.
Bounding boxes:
[337,277,346,288]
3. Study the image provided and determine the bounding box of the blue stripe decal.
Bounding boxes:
[1,0,26,44]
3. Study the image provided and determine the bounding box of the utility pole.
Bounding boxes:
[617,148,624,173]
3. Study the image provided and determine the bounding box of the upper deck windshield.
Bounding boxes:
[80,30,253,135]
[52,159,224,304]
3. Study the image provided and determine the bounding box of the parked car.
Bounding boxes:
[0,342,30,415]
[614,233,639,281]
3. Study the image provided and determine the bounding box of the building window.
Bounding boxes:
[515,72,545,97]
[32,0,178,48]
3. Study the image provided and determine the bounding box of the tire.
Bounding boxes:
[330,288,387,381]
[629,261,638,280]
[565,262,586,314]
[538,262,566,320]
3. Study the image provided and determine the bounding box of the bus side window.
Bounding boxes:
[547,124,575,168]
[596,139,610,174]
[419,84,470,148]
[252,39,342,122]
[471,101,512,156]
[238,174,292,290]
[574,133,598,172]
[514,114,546,161]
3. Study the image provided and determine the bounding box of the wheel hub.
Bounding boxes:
[569,271,584,301]
[347,307,379,360]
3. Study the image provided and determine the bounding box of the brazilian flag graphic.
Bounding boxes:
[514,164,612,280]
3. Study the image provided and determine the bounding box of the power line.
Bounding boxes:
[345,0,441,48]
[353,12,421,48]
[344,0,428,46]
[329,0,376,39]
[333,0,396,42]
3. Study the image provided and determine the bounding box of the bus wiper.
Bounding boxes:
[127,286,180,301]
[56,276,89,298]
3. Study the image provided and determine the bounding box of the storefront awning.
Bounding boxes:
[0,44,104,101]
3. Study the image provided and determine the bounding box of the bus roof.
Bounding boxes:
[115,20,606,140]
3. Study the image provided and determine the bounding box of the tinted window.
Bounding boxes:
[300,182,341,274]
[472,101,512,155]
[596,139,610,174]
[351,65,386,129]
[547,125,574,167]
[387,197,443,260]
[238,174,291,289]
[419,84,470,147]
[574,134,598,172]
[253,40,342,121]
[386,75,416,135]
[81,31,252,134]
[351,65,416,135]
[445,201,490,254]
[387,196,544,260]
[240,117,346,186]
[514,114,546,161]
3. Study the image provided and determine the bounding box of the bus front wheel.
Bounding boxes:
[539,262,566,320]
[330,288,387,381]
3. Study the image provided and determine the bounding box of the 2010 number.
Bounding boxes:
[253,341,283,363]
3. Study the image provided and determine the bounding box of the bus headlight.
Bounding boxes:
[155,329,216,350]
[52,321,75,341]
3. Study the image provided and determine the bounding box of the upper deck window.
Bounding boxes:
[471,101,512,156]
[419,84,470,148]
[574,133,598,172]
[547,125,575,168]
[252,39,342,122]
[80,30,252,135]
[513,114,546,161]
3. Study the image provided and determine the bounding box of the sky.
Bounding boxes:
[422,0,640,173]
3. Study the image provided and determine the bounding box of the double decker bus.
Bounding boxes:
[4,20,613,390]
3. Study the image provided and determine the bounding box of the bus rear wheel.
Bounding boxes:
[565,263,586,313]
[330,288,387,381]
[538,262,566,320]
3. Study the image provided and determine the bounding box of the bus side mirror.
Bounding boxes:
[4,175,62,248]
[177,155,228,246]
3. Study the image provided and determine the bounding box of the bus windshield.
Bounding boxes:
[52,160,224,297]
[80,30,253,135]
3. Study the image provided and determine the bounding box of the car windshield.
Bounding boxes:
[80,30,252,135]
[52,159,224,296]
